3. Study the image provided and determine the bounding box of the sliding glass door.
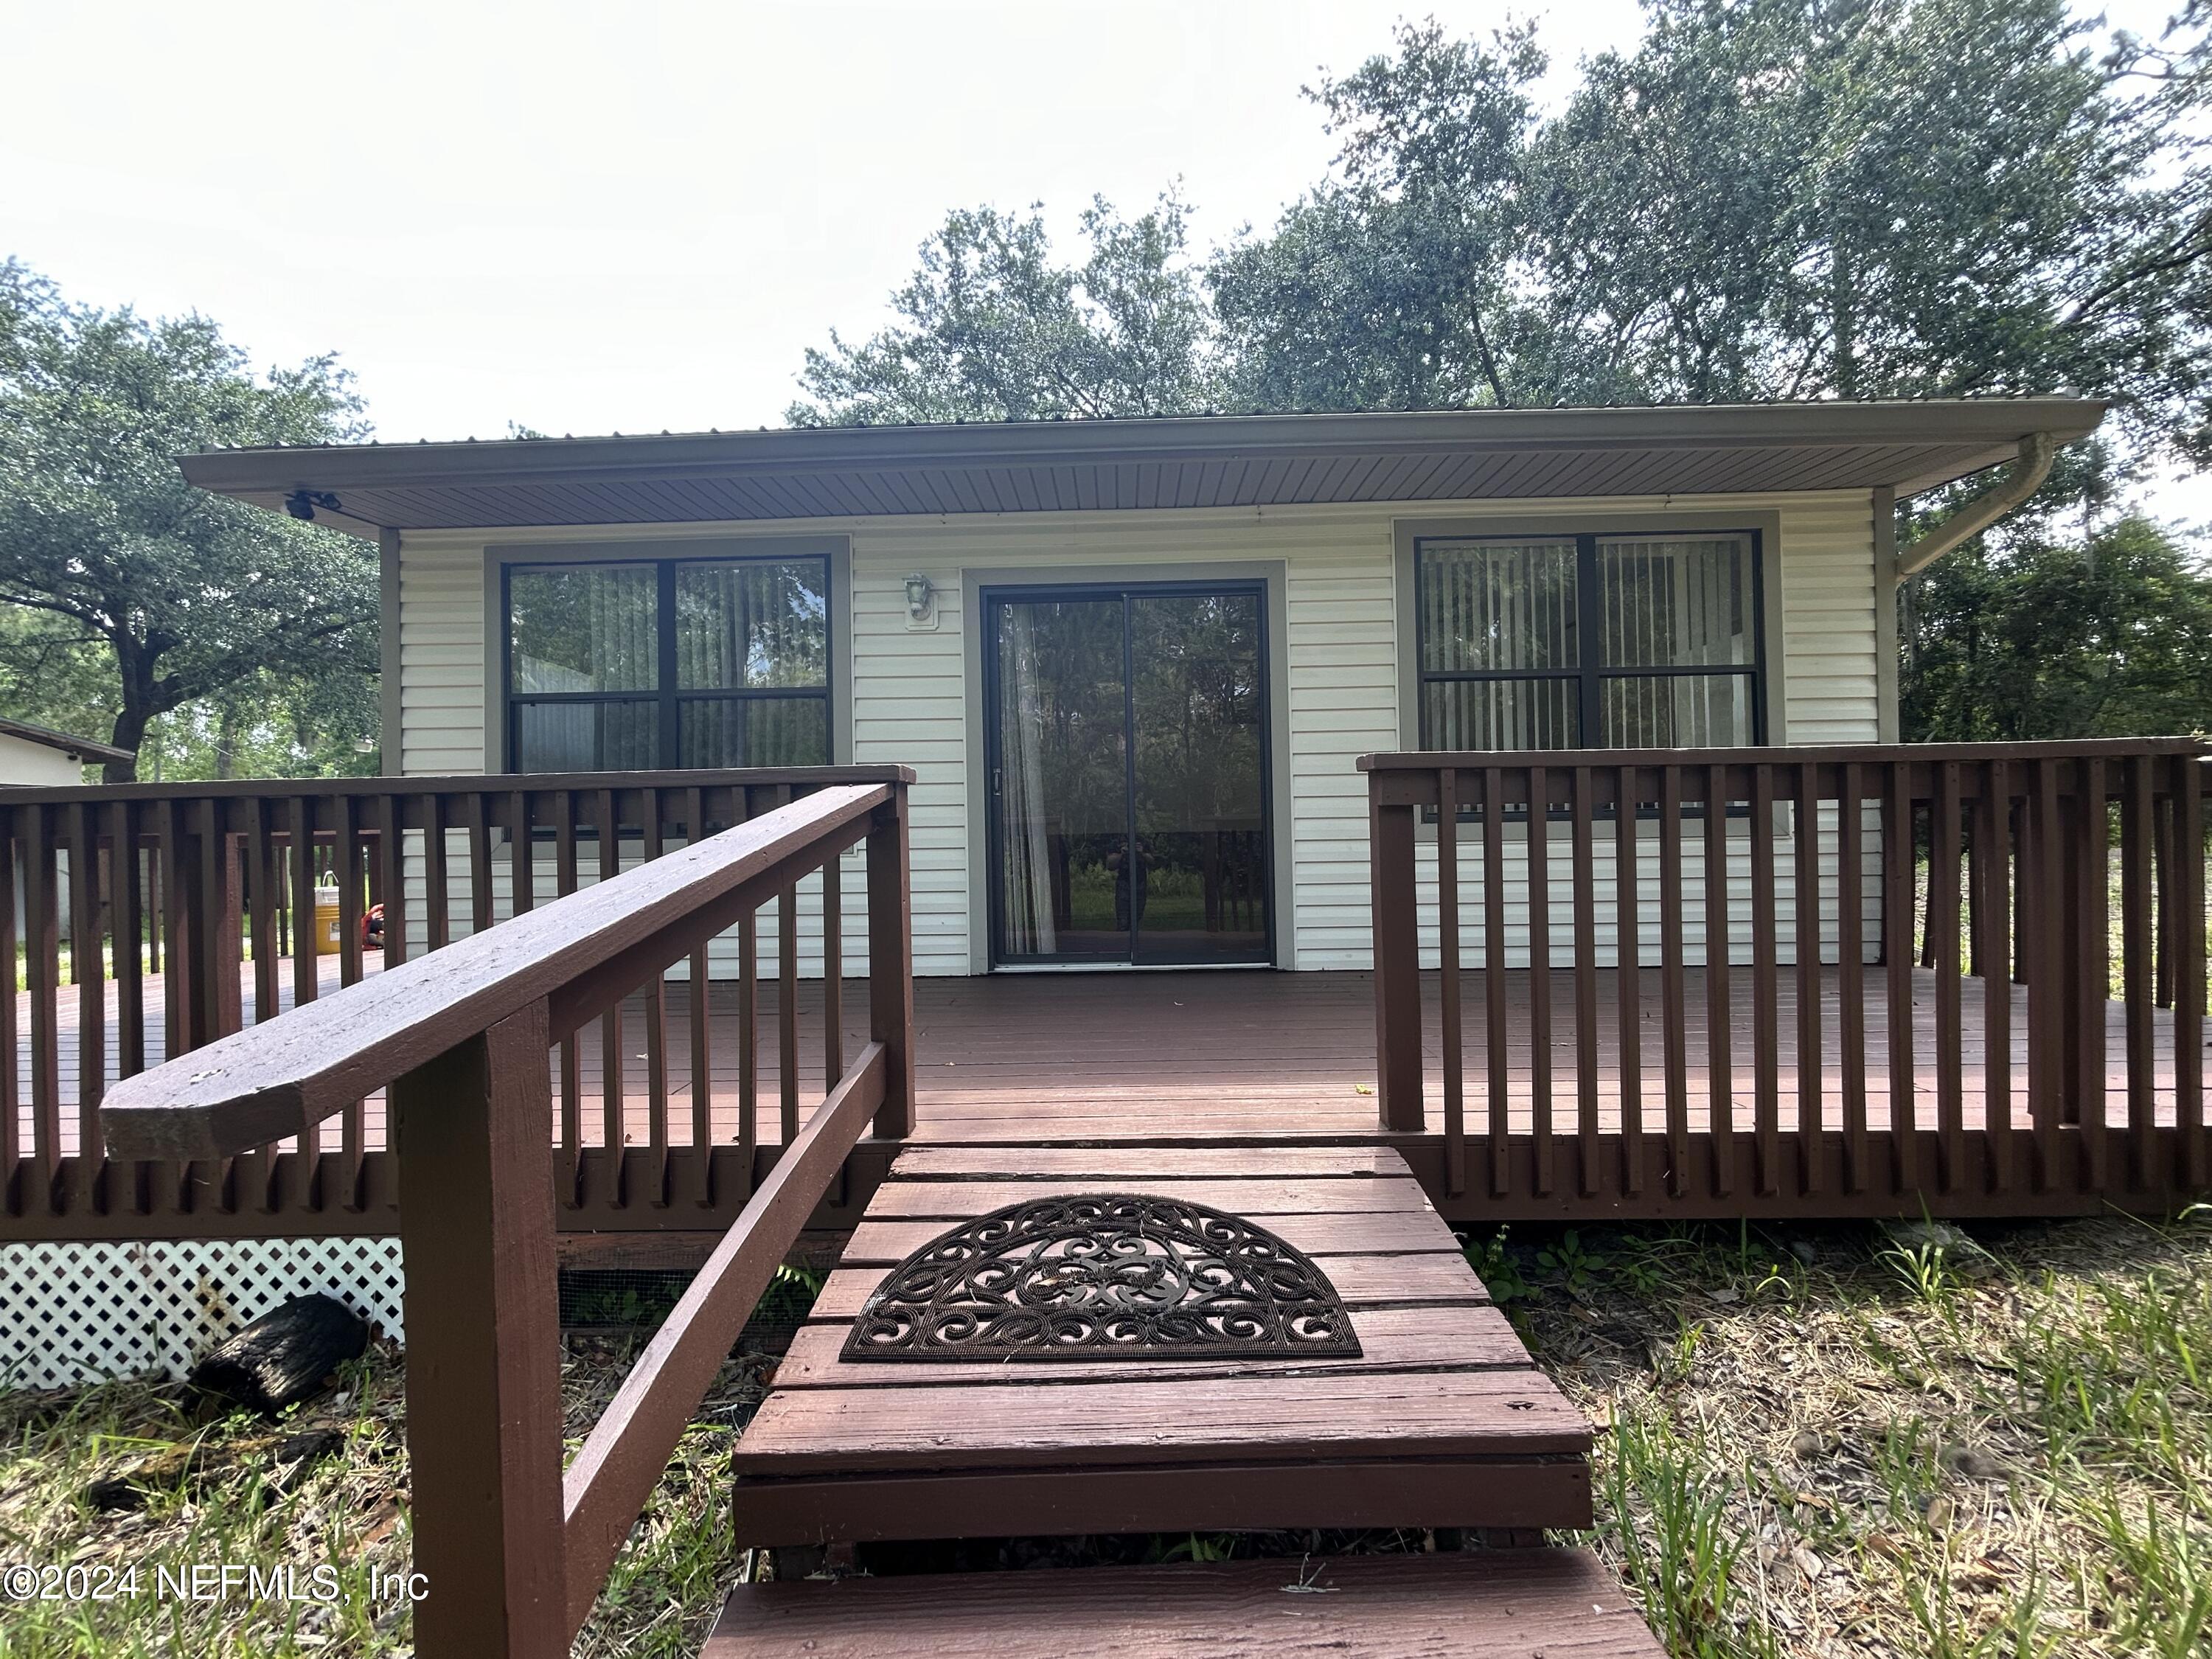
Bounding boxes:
[987,584,1270,967]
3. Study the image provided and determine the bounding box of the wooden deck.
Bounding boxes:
[21,959,2203,1217]
[730,1142,1590,1547]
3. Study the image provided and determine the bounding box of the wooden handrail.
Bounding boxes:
[1358,737,2209,771]
[0,762,913,804]
[560,1041,887,1635]
[98,783,891,1161]
[89,770,919,1657]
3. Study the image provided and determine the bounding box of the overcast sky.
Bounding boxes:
[6,0,2202,528]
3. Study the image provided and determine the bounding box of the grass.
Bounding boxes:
[1,1218,2205,1656]
[1484,1208,2212,1658]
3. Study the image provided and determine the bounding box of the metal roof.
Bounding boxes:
[0,717,133,765]
[178,400,2108,539]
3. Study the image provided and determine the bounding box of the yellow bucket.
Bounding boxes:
[313,885,342,956]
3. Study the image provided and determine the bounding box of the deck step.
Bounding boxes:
[700,1548,1665,1658]
[731,1144,1593,1545]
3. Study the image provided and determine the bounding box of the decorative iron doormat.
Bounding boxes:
[841,1192,1363,1362]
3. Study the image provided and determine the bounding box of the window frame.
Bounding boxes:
[497,543,839,774]
[1411,526,1769,752]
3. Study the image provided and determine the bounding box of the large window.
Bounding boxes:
[1415,531,1762,750]
[505,555,832,771]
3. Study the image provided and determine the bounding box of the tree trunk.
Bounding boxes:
[103,639,158,784]
[214,705,240,780]
[103,702,147,784]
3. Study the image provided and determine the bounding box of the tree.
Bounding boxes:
[1531,0,2212,467]
[787,192,1221,425]
[0,261,377,781]
[1211,22,1549,412]
[1902,516,2212,741]
[793,1,2212,485]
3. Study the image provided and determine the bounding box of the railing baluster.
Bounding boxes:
[379,793,408,967]
[26,804,60,1209]
[466,791,493,936]
[0,818,20,1216]
[1978,761,2014,1195]
[338,794,367,1211]
[158,799,188,1068]
[71,801,108,1213]
[110,800,145,1121]
[1615,763,1643,1196]
[740,782,762,1194]
[686,786,714,1208]
[1703,762,1733,1198]
[822,843,844,1092]
[424,792,451,953]
[1660,765,1689,1197]
[1750,762,1780,1196]
[738,908,760,1199]
[1837,762,1868,1192]
[555,791,582,1206]
[2076,758,2110,1192]
[1883,763,1919,1194]
[1792,762,1824,1196]
[596,788,625,1209]
[1932,760,1965,1193]
[776,787,800,1150]
[1436,768,1465,1197]
[641,790,670,1208]
[2028,759,2065,1190]
[2123,755,2155,1191]
[2175,756,2205,1191]
[1571,766,1599,1197]
[1527,764,1553,1197]
[1481,765,1510,1197]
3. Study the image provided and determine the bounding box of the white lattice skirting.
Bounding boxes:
[0,1238,406,1391]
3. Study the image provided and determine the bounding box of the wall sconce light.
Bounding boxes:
[902,571,936,623]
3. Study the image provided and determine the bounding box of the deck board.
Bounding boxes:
[703,1548,1666,1659]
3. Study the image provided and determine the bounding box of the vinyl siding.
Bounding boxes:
[394,489,1884,976]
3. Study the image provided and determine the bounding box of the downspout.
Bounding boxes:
[1894,432,2056,578]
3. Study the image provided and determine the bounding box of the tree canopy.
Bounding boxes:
[0,260,378,780]
[799,0,2212,481]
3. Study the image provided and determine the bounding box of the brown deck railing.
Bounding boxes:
[0,768,907,1238]
[1364,740,2208,1214]
[99,776,914,1655]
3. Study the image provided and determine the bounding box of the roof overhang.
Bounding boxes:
[178,400,2108,540]
[0,717,133,765]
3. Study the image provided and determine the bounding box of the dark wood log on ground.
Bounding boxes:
[189,1293,367,1415]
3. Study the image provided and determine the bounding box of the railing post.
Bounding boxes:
[1369,778,1423,1131]
[866,783,916,1138]
[394,1000,567,1659]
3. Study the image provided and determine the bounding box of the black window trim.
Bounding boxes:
[501,550,835,773]
[1411,526,1768,752]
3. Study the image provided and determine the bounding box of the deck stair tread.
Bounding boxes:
[700,1548,1666,1658]
[730,1143,1594,1546]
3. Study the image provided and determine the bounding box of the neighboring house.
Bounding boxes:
[0,716,129,787]
[178,400,2102,977]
